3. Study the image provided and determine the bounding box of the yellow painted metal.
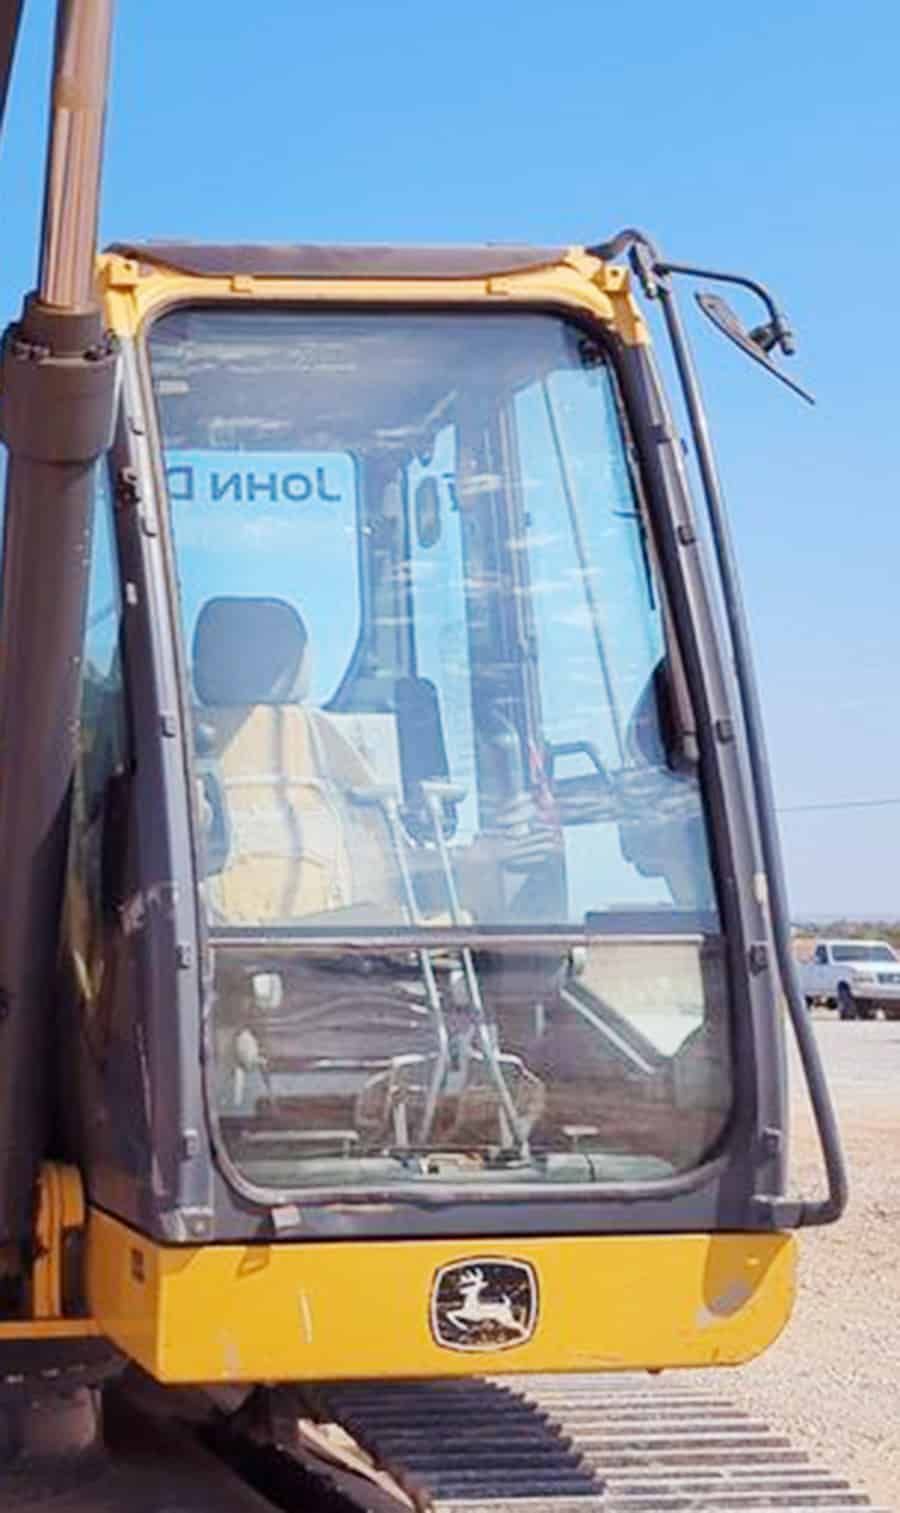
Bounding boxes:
[0,1318,99,1340]
[87,1208,796,1385]
[96,247,650,347]
[32,1161,87,1318]
[0,1164,100,1343]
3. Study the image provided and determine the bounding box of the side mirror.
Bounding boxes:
[695,292,815,405]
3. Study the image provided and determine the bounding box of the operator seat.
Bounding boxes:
[192,596,399,924]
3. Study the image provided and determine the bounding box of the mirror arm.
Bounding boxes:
[587,230,796,358]
[654,260,796,359]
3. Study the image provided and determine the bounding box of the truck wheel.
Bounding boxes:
[884,1006,900,1021]
[837,983,857,1020]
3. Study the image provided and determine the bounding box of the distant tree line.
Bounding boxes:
[794,919,900,951]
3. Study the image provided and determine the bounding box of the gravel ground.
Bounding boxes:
[692,1018,900,1509]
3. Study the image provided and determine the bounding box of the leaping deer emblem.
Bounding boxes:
[445,1267,528,1339]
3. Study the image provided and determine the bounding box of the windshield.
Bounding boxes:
[832,943,897,963]
[148,305,730,1194]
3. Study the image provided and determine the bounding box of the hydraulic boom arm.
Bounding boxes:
[0,0,117,1246]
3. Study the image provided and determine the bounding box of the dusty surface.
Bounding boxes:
[695,1018,900,1509]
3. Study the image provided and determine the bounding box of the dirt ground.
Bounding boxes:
[701,1021,900,1509]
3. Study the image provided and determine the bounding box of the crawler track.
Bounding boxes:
[306,1375,891,1512]
[6,1372,891,1511]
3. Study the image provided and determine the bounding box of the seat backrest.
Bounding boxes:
[192,597,400,925]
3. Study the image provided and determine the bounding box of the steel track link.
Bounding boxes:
[310,1375,891,1513]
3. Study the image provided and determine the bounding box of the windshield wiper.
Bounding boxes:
[540,378,625,765]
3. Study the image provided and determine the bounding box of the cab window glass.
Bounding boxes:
[66,465,131,976]
[148,307,730,1196]
[163,448,359,706]
[78,467,128,833]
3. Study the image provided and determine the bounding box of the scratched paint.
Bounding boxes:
[298,1291,314,1345]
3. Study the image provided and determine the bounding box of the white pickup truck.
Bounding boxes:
[798,938,900,1020]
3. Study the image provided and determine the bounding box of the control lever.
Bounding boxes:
[420,781,530,1157]
[349,785,449,1143]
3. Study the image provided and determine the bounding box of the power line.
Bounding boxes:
[777,796,900,815]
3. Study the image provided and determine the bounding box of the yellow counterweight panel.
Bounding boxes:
[87,1208,795,1385]
[96,248,650,347]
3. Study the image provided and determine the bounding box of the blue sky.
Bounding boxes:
[1,0,897,916]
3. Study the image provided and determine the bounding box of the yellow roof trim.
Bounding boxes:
[97,246,649,347]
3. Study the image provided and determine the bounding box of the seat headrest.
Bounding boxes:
[193,597,311,706]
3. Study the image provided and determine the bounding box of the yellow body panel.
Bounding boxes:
[87,1208,795,1384]
[97,247,650,347]
[0,1318,99,1341]
[0,1167,99,1343]
[32,1160,86,1317]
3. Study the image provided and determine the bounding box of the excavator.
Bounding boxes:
[0,2,866,1510]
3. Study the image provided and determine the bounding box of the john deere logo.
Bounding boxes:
[431,1259,538,1352]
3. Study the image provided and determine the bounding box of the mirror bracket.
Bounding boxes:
[586,229,812,399]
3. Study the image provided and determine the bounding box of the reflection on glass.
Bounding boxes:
[149,308,730,1192]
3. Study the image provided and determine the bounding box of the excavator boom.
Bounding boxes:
[0,0,24,144]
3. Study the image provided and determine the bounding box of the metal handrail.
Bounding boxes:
[592,229,847,1226]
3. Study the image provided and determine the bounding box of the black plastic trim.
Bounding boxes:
[107,241,569,281]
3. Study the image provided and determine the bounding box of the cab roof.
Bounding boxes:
[106,242,571,281]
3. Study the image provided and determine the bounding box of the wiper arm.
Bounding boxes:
[540,378,625,764]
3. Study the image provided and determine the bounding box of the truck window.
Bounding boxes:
[832,943,897,964]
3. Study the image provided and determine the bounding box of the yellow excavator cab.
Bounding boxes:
[12,240,803,1382]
